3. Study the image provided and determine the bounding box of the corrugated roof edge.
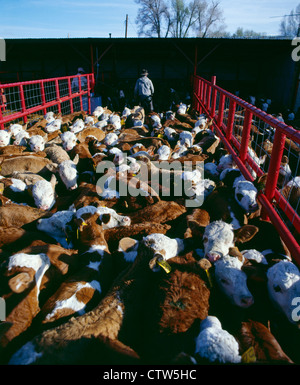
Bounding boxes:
[1,36,293,41]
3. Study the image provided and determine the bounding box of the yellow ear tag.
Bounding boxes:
[157,258,172,274]
[157,134,163,138]
[205,269,213,288]
[241,346,256,363]
[77,222,87,239]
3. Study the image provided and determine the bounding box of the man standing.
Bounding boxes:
[134,69,154,114]
[72,67,88,111]
[71,67,87,92]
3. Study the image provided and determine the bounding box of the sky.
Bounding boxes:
[0,0,299,39]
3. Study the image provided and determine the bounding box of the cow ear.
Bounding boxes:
[26,183,33,197]
[8,272,34,293]
[228,247,244,262]
[119,237,138,253]
[48,162,58,174]
[50,174,57,189]
[73,154,80,165]
[253,173,267,192]
[207,118,213,127]
[234,225,259,244]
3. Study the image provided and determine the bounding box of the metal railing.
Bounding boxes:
[0,73,95,129]
[193,75,300,264]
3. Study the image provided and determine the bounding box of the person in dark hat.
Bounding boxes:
[134,69,154,114]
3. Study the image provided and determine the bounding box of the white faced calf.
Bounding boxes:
[75,205,131,230]
[115,154,141,175]
[45,119,62,133]
[104,133,119,147]
[0,130,11,147]
[31,175,56,211]
[44,111,55,122]
[8,124,24,137]
[149,114,162,131]
[267,260,300,324]
[203,221,235,262]
[2,252,51,345]
[97,207,131,229]
[177,103,187,115]
[220,168,259,214]
[141,233,185,272]
[14,130,30,146]
[28,135,46,152]
[179,131,194,148]
[58,154,79,190]
[234,180,259,213]
[214,255,254,308]
[194,115,208,130]
[70,119,85,134]
[109,114,121,130]
[156,145,171,160]
[93,106,104,118]
[217,154,236,172]
[60,131,78,151]
[163,127,178,143]
[202,220,258,262]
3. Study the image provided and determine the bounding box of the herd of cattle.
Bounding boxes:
[0,102,299,365]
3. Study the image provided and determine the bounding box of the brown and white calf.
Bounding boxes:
[0,203,50,228]
[0,252,51,347]
[140,250,211,364]
[8,232,182,364]
[0,155,57,178]
[39,212,113,325]
[201,220,258,262]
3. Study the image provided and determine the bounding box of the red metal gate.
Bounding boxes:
[193,75,300,265]
[0,73,95,129]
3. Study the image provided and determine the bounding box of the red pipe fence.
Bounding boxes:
[0,73,95,129]
[193,75,300,265]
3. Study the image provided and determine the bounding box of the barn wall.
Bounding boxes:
[0,37,296,113]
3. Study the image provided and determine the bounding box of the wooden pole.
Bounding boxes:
[125,14,128,38]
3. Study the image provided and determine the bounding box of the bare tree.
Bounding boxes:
[169,0,204,37]
[169,0,190,37]
[135,0,171,37]
[280,3,300,37]
[193,0,225,38]
[135,0,226,38]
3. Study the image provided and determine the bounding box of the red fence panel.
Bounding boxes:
[0,73,95,129]
[193,75,300,265]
